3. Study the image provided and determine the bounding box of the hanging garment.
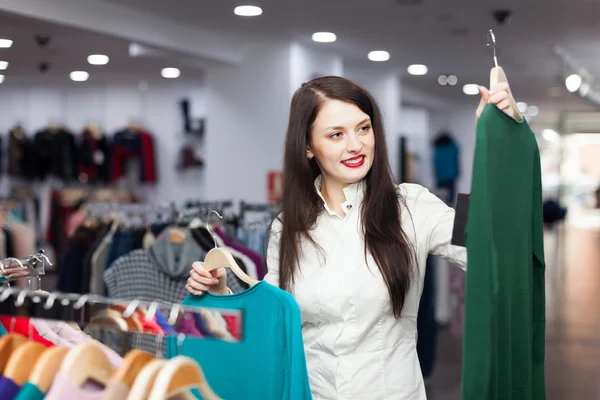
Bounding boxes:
[214,226,264,279]
[0,317,54,347]
[0,376,21,400]
[168,281,311,400]
[32,128,78,181]
[463,103,545,400]
[7,127,36,180]
[416,255,438,379]
[433,133,460,187]
[76,129,111,184]
[263,175,466,400]
[44,372,104,400]
[80,223,111,295]
[104,230,205,303]
[14,382,45,400]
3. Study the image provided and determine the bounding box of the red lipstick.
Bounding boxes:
[341,155,365,168]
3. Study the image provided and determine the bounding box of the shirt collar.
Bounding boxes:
[314,175,365,218]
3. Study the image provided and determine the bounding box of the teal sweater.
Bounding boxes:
[463,104,546,399]
[167,281,312,399]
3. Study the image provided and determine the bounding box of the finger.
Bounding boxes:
[187,277,209,292]
[186,283,204,296]
[497,99,510,110]
[190,272,219,286]
[479,86,491,102]
[210,267,225,279]
[490,91,508,104]
[191,261,211,278]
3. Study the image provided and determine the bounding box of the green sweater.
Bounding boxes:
[463,104,546,399]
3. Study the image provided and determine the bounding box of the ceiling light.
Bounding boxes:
[87,54,109,65]
[565,74,582,93]
[527,105,539,117]
[0,39,12,48]
[407,64,428,75]
[70,71,89,82]
[438,75,448,85]
[0,75,4,83]
[516,102,528,113]
[311,32,337,43]
[462,84,479,95]
[234,5,263,16]
[161,67,180,79]
[0,61,7,70]
[368,51,390,62]
[542,129,560,142]
[447,75,458,86]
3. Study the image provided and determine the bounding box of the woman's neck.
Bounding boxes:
[320,178,349,217]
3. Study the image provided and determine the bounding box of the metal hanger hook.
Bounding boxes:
[205,209,223,249]
[487,29,499,68]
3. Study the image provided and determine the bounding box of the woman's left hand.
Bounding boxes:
[475,82,514,120]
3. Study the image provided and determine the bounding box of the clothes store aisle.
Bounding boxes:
[427,224,600,399]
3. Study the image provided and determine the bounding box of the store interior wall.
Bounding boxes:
[0,80,207,204]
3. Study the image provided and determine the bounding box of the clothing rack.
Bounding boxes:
[0,286,243,341]
[239,201,278,221]
[0,250,51,284]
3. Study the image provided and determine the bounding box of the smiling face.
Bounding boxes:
[307,99,375,189]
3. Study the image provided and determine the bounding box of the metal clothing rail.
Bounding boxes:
[0,286,242,329]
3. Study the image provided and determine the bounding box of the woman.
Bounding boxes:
[187,76,512,399]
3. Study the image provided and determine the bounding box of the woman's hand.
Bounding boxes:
[475,82,515,120]
[186,261,229,295]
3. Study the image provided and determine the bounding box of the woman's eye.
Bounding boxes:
[330,132,342,139]
[359,125,371,133]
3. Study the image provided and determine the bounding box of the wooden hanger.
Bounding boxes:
[4,342,46,386]
[0,334,27,374]
[487,29,522,122]
[148,356,221,400]
[112,349,155,389]
[127,359,167,400]
[204,247,259,286]
[29,346,70,393]
[110,305,144,332]
[61,343,114,387]
[89,309,129,332]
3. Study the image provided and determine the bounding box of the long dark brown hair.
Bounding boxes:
[275,76,415,318]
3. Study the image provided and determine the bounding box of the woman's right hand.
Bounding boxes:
[186,261,229,295]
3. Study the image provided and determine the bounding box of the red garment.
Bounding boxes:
[222,315,241,341]
[0,316,55,347]
[140,316,164,334]
[138,130,157,183]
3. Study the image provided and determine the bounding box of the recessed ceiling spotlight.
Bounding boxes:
[0,39,12,48]
[234,5,263,16]
[311,32,337,43]
[161,67,180,79]
[527,105,539,117]
[88,54,109,65]
[0,61,7,70]
[0,75,4,83]
[438,75,448,85]
[368,51,390,62]
[516,102,528,113]
[407,64,428,75]
[462,84,479,95]
[447,75,458,85]
[565,73,582,93]
[70,71,89,82]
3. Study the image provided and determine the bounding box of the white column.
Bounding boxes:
[345,67,402,181]
[205,41,344,203]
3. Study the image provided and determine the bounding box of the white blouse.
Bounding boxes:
[264,176,467,400]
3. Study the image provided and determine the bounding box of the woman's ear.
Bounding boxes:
[306,146,314,160]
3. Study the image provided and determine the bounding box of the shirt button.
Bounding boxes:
[346,204,352,210]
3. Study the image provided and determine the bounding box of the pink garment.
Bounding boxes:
[45,372,105,400]
[31,318,123,369]
[66,208,88,237]
[8,223,35,257]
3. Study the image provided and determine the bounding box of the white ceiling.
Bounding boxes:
[1,0,600,112]
[0,11,204,85]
